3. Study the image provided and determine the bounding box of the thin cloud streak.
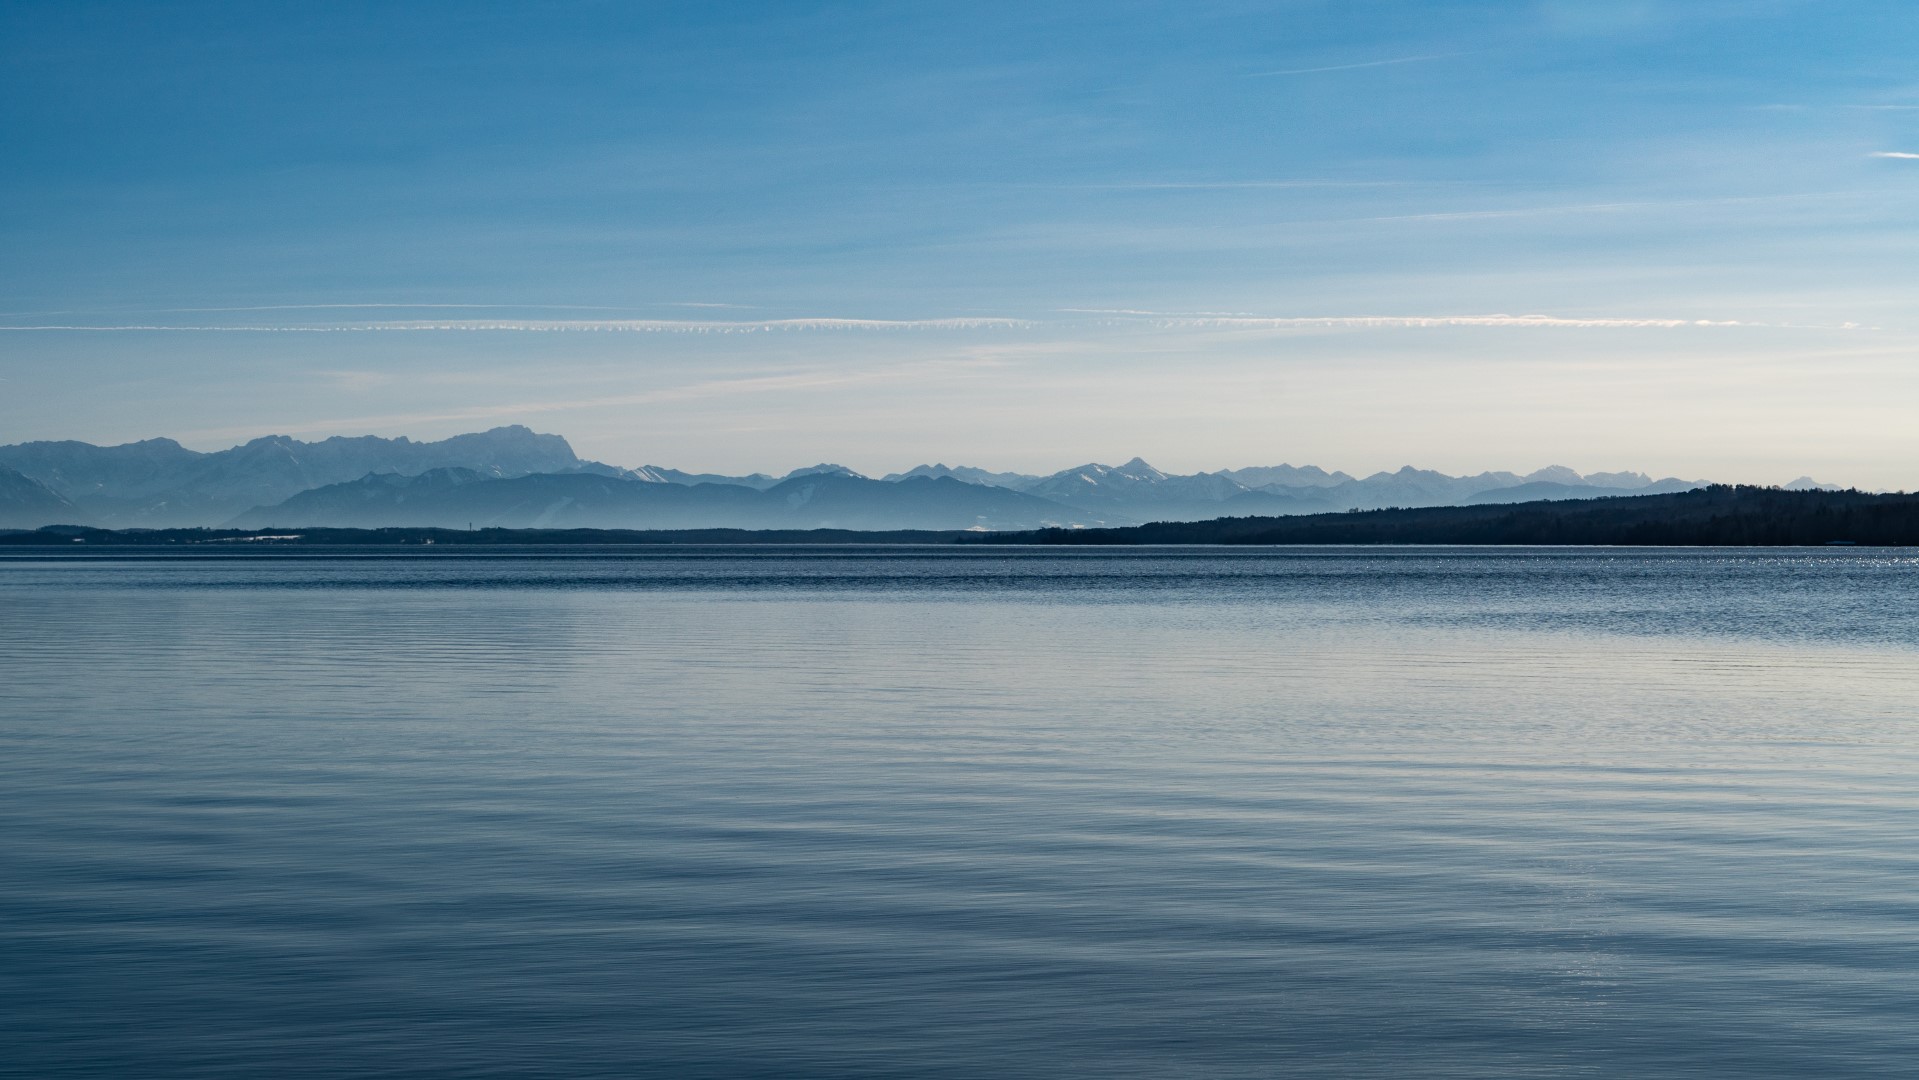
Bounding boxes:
[146,303,644,313]
[1030,180,1416,190]
[1245,53,1467,77]
[0,317,1034,334]
[3,302,755,316]
[1870,151,1919,159]
[1059,308,1258,317]
[1337,191,1851,226]
[361,317,1036,333]
[0,313,1868,334]
[1137,315,1866,331]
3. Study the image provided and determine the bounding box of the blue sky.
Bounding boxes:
[3,1,1917,484]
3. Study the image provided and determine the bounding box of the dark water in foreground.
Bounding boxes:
[3,546,1918,1078]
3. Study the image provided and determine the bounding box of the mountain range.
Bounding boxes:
[0,426,586,527]
[0,465,84,529]
[0,425,1740,531]
[224,469,1080,532]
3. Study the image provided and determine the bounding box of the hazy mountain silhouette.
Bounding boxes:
[1215,463,1355,489]
[0,425,1734,530]
[882,463,1040,488]
[643,463,866,490]
[1220,488,1345,516]
[0,426,589,527]
[0,465,86,529]
[1015,457,1269,520]
[882,458,1706,521]
[1228,465,1709,515]
[1784,476,1842,492]
[1578,470,1657,489]
[228,470,1097,531]
[643,466,780,489]
[1462,477,1704,505]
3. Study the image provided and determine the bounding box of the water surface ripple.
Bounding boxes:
[3,547,1916,1077]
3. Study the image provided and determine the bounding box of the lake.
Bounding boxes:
[3,547,1917,1077]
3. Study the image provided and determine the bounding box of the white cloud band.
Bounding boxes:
[0,313,1865,333]
[0,317,1034,333]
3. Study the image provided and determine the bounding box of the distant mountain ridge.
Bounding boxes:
[0,426,588,527]
[882,463,1040,488]
[0,426,1734,531]
[632,463,867,490]
[864,458,1710,520]
[0,464,85,528]
[228,469,1090,531]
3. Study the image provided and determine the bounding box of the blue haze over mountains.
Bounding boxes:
[0,426,1724,531]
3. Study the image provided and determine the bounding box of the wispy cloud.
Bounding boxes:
[1338,191,1849,226]
[1,312,1866,335]
[1755,103,1919,112]
[1870,151,1919,159]
[1030,180,1414,190]
[1058,308,1257,317]
[3,302,758,318]
[135,303,644,313]
[356,317,1034,333]
[1123,314,1863,331]
[0,317,1034,334]
[1245,53,1467,78]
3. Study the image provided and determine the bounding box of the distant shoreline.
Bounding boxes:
[5,486,1919,548]
[970,485,1919,547]
[0,525,972,547]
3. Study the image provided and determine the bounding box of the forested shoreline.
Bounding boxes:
[969,486,1919,546]
[7,486,1919,547]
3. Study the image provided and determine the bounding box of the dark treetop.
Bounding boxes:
[965,486,1919,547]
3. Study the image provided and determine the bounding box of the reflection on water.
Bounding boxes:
[3,548,1917,1077]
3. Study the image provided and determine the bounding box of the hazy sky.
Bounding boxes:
[3,1,1917,485]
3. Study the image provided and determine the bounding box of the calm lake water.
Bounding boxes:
[3,546,1918,1078]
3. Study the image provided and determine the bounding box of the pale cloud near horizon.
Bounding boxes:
[0,312,1868,334]
[144,331,1919,487]
[1342,191,1851,225]
[1245,53,1467,77]
[1029,180,1417,190]
[0,302,757,317]
[1133,314,1868,331]
[0,317,1037,334]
